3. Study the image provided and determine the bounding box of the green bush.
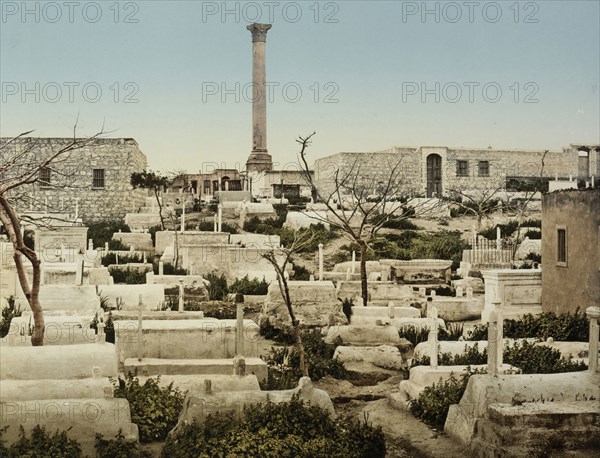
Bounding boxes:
[398,325,430,347]
[479,221,519,240]
[410,367,484,429]
[108,239,130,251]
[261,329,347,390]
[259,320,296,345]
[151,261,187,275]
[95,430,149,458]
[88,222,131,247]
[439,322,464,341]
[523,230,541,239]
[291,263,311,280]
[113,374,186,443]
[101,252,144,267]
[197,220,239,234]
[230,275,269,295]
[0,425,82,457]
[340,297,354,322]
[466,310,589,342]
[204,272,229,300]
[108,267,148,284]
[0,296,21,338]
[504,340,587,374]
[162,396,386,458]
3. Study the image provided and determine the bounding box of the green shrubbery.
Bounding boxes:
[0,425,81,457]
[413,341,586,374]
[479,221,519,240]
[398,325,430,347]
[0,296,21,338]
[197,220,239,234]
[101,252,144,267]
[95,430,150,458]
[261,329,347,390]
[151,261,187,275]
[162,396,386,458]
[332,230,468,270]
[204,272,229,300]
[108,267,148,284]
[113,374,186,443]
[410,368,484,429]
[88,222,131,247]
[230,275,269,295]
[466,310,589,342]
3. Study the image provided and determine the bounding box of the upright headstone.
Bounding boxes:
[428,307,439,369]
[318,243,324,281]
[586,306,600,374]
[236,303,244,356]
[178,280,184,313]
[388,301,395,319]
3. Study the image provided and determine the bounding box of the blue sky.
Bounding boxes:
[1,0,599,172]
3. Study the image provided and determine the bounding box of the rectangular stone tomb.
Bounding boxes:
[124,358,268,382]
[0,398,137,458]
[4,314,99,346]
[97,284,165,310]
[16,285,100,311]
[0,343,118,380]
[115,319,260,360]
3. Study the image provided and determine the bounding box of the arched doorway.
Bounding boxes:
[426,154,442,197]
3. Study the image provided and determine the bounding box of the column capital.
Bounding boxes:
[247,23,272,42]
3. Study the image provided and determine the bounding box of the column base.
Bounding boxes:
[246,151,273,172]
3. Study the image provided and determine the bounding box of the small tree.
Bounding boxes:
[0,127,104,345]
[298,132,440,306]
[445,183,504,231]
[130,171,171,230]
[261,230,318,377]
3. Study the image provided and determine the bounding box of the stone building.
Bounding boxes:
[171,169,247,202]
[314,144,600,199]
[0,137,148,223]
[541,189,600,315]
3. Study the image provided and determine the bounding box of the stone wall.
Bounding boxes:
[1,137,148,223]
[314,145,597,199]
[542,190,600,314]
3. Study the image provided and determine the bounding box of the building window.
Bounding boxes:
[557,226,567,267]
[92,169,105,189]
[478,161,490,177]
[39,167,51,188]
[456,160,469,177]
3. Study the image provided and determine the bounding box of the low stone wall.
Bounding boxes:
[324,324,400,346]
[0,378,110,401]
[114,319,260,361]
[262,281,347,328]
[124,212,161,231]
[230,233,280,248]
[284,211,330,230]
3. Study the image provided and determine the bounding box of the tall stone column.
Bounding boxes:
[246,23,273,173]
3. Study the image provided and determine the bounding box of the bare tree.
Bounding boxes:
[0,127,105,345]
[444,182,505,232]
[505,150,549,260]
[298,133,440,306]
[261,230,318,377]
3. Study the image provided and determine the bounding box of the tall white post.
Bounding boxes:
[487,310,499,376]
[178,280,184,313]
[218,204,223,232]
[236,303,245,356]
[318,243,324,281]
[496,227,501,250]
[586,306,600,374]
[158,261,164,276]
[428,307,439,369]
[181,196,186,233]
[213,214,217,233]
[137,294,143,361]
[351,250,356,274]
